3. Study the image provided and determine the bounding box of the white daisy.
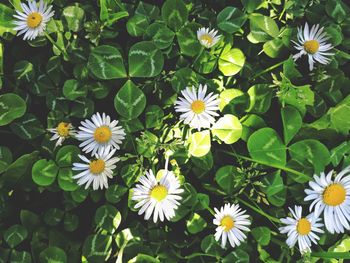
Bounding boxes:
[304,166,350,234]
[213,203,251,248]
[13,0,54,41]
[197,27,221,48]
[76,112,125,156]
[292,22,334,71]
[72,146,119,190]
[279,206,324,254]
[47,122,76,147]
[132,167,184,223]
[174,84,220,130]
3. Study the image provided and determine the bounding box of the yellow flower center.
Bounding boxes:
[94,126,112,143]
[89,159,105,174]
[296,218,311,235]
[191,100,205,114]
[220,216,234,232]
[200,34,213,45]
[26,12,43,28]
[323,183,346,206]
[57,122,70,137]
[150,185,168,201]
[304,40,319,54]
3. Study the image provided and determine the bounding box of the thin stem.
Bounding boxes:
[206,206,215,216]
[192,46,205,67]
[252,59,286,79]
[311,252,350,259]
[237,196,281,224]
[44,31,69,58]
[222,150,310,181]
[184,253,217,259]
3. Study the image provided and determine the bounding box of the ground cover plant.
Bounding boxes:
[1,0,350,262]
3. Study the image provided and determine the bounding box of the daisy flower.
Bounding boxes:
[213,203,251,248]
[292,22,334,71]
[72,146,119,190]
[197,27,221,48]
[47,122,76,147]
[76,112,125,156]
[13,0,55,41]
[132,165,184,223]
[174,84,220,130]
[304,166,350,234]
[279,206,324,254]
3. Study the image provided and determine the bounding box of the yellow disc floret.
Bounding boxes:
[89,159,105,174]
[323,183,346,206]
[27,12,43,28]
[304,40,320,54]
[57,122,70,137]
[297,218,311,235]
[221,216,234,232]
[94,126,112,143]
[150,185,168,201]
[191,100,205,114]
[201,34,213,45]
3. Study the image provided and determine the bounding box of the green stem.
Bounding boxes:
[311,252,350,259]
[236,197,281,224]
[184,253,217,259]
[252,59,286,79]
[44,31,69,58]
[192,47,205,67]
[206,206,215,216]
[222,150,310,181]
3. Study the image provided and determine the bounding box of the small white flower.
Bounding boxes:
[213,203,251,248]
[72,146,119,190]
[47,122,76,147]
[292,22,334,71]
[13,0,54,41]
[76,112,125,156]
[197,27,221,48]
[279,206,324,254]
[174,84,220,131]
[132,168,184,223]
[304,166,350,234]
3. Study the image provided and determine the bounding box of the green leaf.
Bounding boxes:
[58,168,79,191]
[289,139,330,175]
[39,247,67,263]
[135,2,160,20]
[0,3,16,36]
[222,249,250,263]
[330,142,350,167]
[281,106,302,144]
[263,38,284,58]
[129,254,160,263]
[10,113,45,140]
[219,48,245,76]
[3,225,28,248]
[189,130,211,157]
[95,205,122,233]
[13,60,35,83]
[219,89,244,111]
[248,128,286,166]
[32,159,58,186]
[186,213,207,234]
[247,84,273,114]
[252,227,271,246]
[200,235,224,256]
[145,22,175,50]
[63,213,79,232]
[63,79,87,100]
[20,210,40,231]
[126,15,149,37]
[10,250,31,263]
[114,80,146,119]
[128,41,164,77]
[145,105,164,128]
[82,234,112,262]
[55,145,80,167]
[215,165,245,194]
[261,171,284,196]
[248,14,279,43]
[105,184,128,204]
[0,93,26,126]
[44,208,64,226]
[212,114,242,144]
[62,5,85,32]
[88,45,127,79]
[325,0,348,23]
[217,7,247,34]
[161,0,188,31]
[0,146,12,173]
[176,22,202,57]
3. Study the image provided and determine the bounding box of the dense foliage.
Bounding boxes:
[1,0,350,262]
